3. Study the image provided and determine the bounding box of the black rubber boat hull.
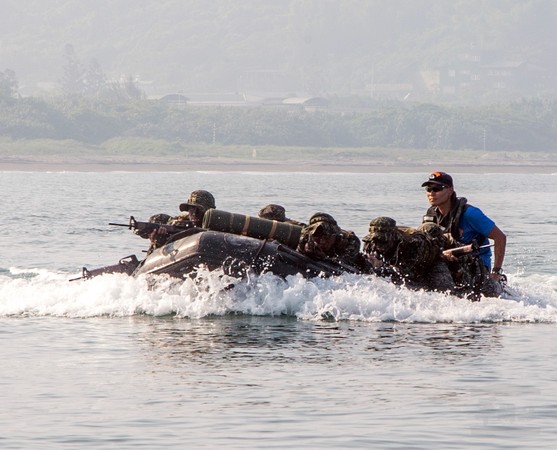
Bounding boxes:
[132,229,358,279]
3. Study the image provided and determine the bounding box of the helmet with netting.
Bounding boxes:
[258,204,286,222]
[179,190,216,212]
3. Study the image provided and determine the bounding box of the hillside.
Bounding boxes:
[3,0,557,102]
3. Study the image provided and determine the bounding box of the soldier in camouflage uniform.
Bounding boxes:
[133,213,172,239]
[418,221,472,290]
[418,222,501,300]
[362,217,454,292]
[297,212,365,270]
[134,213,172,254]
[146,190,216,250]
[258,204,307,227]
[168,190,216,228]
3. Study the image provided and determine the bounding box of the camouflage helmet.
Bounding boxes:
[368,216,396,232]
[179,190,216,212]
[418,222,447,247]
[309,212,337,227]
[148,213,171,224]
[363,216,399,242]
[418,222,444,240]
[258,204,286,222]
[307,212,341,235]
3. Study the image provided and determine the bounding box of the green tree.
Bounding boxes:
[83,58,107,98]
[61,44,86,95]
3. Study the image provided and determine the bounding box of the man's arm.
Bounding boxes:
[488,224,506,278]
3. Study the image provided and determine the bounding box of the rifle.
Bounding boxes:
[443,242,494,258]
[69,254,139,281]
[109,216,193,236]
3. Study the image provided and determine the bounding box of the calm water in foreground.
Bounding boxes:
[1,170,556,449]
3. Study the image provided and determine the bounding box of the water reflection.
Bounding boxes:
[133,316,502,368]
[366,323,503,364]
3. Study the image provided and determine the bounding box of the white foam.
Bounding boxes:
[1,268,556,323]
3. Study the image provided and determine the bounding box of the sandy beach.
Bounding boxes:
[1,155,557,173]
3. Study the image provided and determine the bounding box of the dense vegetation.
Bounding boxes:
[3,1,557,153]
[1,87,556,152]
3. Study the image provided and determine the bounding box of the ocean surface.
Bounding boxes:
[1,169,556,449]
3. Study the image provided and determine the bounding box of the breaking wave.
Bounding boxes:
[1,267,556,323]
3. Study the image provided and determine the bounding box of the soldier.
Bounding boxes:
[417,221,477,295]
[297,212,364,270]
[362,217,454,292]
[146,190,216,250]
[258,204,306,227]
[133,213,172,239]
[138,213,172,254]
[169,189,216,228]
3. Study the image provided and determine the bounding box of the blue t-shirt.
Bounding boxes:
[458,205,495,269]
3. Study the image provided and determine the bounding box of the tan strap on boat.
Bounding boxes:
[269,220,278,239]
[242,215,251,235]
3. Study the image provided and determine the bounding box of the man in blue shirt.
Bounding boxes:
[421,171,507,297]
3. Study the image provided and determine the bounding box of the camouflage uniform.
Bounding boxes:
[416,222,459,293]
[297,212,364,269]
[258,204,307,227]
[136,213,172,254]
[134,213,171,239]
[363,217,454,292]
[417,222,503,299]
[144,190,216,251]
[167,212,191,228]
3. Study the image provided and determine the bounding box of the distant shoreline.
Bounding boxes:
[1,155,556,173]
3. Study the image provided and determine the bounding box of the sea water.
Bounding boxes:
[1,170,556,449]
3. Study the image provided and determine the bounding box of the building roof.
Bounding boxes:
[282,97,328,106]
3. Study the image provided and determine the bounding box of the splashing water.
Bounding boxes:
[1,267,556,323]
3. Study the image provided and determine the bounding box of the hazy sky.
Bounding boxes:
[2,0,555,97]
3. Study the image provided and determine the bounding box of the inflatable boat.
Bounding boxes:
[73,209,360,281]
